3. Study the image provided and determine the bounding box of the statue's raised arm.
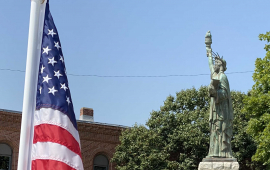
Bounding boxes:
[207,49,214,74]
[205,31,214,74]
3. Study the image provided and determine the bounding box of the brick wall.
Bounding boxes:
[78,121,124,170]
[0,110,125,170]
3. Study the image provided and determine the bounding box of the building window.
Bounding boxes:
[0,143,12,170]
[93,154,109,170]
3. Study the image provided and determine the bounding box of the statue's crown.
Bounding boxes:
[212,51,222,60]
[212,51,227,71]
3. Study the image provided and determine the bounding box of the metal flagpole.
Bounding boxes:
[17,0,46,169]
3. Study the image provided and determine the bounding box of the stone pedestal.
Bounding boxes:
[198,158,239,170]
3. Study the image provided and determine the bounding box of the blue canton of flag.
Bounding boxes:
[36,2,77,129]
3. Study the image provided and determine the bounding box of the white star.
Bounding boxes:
[54,42,61,50]
[54,70,63,79]
[39,86,42,94]
[42,46,51,55]
[42,75,52,83]
[48,57,57,66]
[66,96,71,105]
[41,65,45,73]
[48,86,58,95]
[59,55,64,63]
[48,29,57,37]
[60,83,68,91]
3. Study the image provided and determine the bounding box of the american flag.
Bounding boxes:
[31,0,84,169]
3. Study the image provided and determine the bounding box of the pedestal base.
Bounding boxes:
[198,158,239,170]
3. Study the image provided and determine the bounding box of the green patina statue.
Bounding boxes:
[205,31,234,158]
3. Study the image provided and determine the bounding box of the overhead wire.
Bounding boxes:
[0,68,254,77]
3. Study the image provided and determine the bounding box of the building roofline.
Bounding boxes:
[0,109,22,114]
[77,120,129,128]
[0,108,130,128]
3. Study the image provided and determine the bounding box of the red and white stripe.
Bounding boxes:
[31,108,84,170]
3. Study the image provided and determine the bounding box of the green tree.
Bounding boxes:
[113,86,265,170]
[243,32,270,167]
[232,91,264,169]
[111,125,170,170]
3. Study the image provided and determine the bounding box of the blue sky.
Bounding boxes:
[0,1,269,127]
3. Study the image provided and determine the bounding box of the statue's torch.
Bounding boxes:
[205,31,212,57]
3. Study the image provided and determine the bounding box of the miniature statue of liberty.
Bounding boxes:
[205,31,234,158]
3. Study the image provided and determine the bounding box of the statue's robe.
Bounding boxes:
[207,72,234,158]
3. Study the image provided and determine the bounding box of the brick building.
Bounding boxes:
[0,108,126,170]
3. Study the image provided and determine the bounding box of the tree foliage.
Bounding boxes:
[113,86,265,169]
[243,32,270,167]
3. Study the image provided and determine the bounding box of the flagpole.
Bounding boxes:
[17,0,44,169]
